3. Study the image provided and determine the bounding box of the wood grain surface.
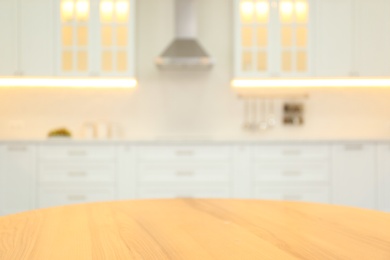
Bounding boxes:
[0,199,389,259]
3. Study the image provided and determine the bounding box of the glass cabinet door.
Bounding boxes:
[279,0,309,75]
[99,0,132,76]
[57,0,134,77]
[238,0,271,76]
[60,0,90,75]
[235,0,311,78]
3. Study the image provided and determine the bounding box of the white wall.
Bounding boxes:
[0,0,390,140]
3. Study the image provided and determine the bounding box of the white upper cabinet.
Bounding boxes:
[0,0,18,76]
[0,0,54,76]
[56,0,135,77]
[331,144,377,210]
[234,0,312,78]
[236,0,390,78]
[315,0,390,77]
[315,0,353,77]
[19,0,54,76]
[354,0,390,77]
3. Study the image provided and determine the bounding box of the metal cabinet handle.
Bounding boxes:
[68,150,87,156]
[176,171,195,177]
[344,144,363,151]
[283,171,302,177]
[282,150,301,156]
[68,171,87,177]
[67,195,86,201]
[176,150,194,156]
[283,194,302,201]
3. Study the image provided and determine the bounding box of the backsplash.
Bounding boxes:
[1,0,390,140]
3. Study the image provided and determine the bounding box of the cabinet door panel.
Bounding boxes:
[38,187,115,208]
[138,186,230,199]
[331,144,377,209]
[0,0,18,75]
[355,0,389,76]
[377,145,390,212]
[315,0,353,76]
[1,145,35,215]
[20,0,54,76]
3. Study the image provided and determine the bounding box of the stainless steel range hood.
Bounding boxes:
[155,0,214,70]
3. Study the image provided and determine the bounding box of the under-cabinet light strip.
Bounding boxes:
[0,78,137,88]
[232,79,390,88]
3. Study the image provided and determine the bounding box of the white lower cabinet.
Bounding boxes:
[117,145,136,200]
[255,186,330,204]
[0,142,388,214]
[0,145,4,214]
[331,144,377,209]
[0,145,36,215]
[138,185,230,199]
[136,145,233,199]
[252,144,331,204]
[377,145,390,212]
[36,144,117,209]
[38,187,115,208]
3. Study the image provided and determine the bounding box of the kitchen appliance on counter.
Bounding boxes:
[81,122,124,140]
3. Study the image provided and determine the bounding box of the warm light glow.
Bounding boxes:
[0,78,137,88]
[231,79,390,88]
[280,1,293,22]
[295,1,308,23]
[115,1,129,22]
[101,0,114,22]
[255,2,269,23]
[76,0,89,21]
[240,1,254,23]
[61,0,74,21]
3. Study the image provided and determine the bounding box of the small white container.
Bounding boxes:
[81,123,96,140]
[95,122,109,140]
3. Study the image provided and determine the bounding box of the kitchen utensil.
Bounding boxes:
[243,98,251,130]
[267,99,277,128]
[81,122,95,140]
[251,98,258,131]
[259,99,268,131]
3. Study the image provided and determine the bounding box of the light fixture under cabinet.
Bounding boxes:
[0,77,137,89]
[232,78,390,88]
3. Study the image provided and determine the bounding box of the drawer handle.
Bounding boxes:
[68,150,87,156]
[175,195,194,199]
[68,171,87,177]
[282,150,301,156]
[283,194,302,201]
[176,171,195,177]
[283,171,302,177]
[67,195,86,201]
[344,144,363,151]
[176,150,194,156]
[7,146,27,152]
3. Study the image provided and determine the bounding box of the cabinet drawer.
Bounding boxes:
[255,186,330,203]
[39,145,115,161]
[254,145,329,161]
[254,163,329,182]
[138,162,230,183]
[38,163,115,183]
[137,145,231,161]
[138,186,230,199]
[38,187,115,208]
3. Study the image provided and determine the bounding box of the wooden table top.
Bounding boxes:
[0,199,389,260]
